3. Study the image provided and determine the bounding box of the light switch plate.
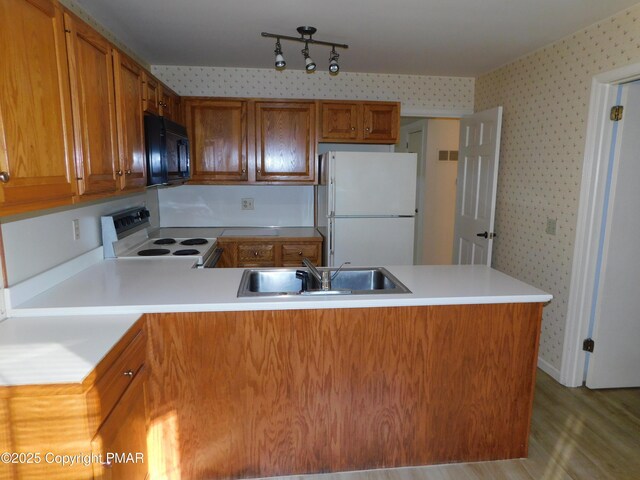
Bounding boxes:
[546,217,557,235]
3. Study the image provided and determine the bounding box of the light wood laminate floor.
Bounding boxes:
[255,370,640,480]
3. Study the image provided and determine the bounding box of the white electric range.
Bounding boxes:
[101,207,222,268]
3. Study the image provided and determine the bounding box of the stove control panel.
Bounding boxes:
[112,207,151,235]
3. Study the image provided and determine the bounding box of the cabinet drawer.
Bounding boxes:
[282,243,320,262]
[238,243,274,263]
[86,329,146,429]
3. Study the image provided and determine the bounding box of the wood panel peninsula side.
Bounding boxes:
[145,302,543,479]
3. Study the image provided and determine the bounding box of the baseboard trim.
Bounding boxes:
[538,356,562,382]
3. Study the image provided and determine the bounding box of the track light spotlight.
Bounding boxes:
[328,46,340,75]
[274,38,286,69]
[302,42,316,72]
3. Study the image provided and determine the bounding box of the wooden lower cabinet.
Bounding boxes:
[217,237,322,267]
[0,319,147,480]
[145,303,543,479]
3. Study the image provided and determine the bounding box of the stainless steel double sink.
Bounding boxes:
[237,267,411,297]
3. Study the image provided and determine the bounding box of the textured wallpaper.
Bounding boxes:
[475,5,640,372]
[151,66,474,114]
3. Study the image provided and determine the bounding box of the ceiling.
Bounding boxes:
[74,0,639,77]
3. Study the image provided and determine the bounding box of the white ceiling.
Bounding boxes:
[74,0,639,76]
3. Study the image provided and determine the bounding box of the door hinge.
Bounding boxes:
[583,338,595,353]
[610,105,623,121]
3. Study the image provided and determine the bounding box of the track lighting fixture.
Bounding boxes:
[274,38,286,69]
[262,26,348,74]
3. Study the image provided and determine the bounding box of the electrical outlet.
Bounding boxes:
[545,217,557,235]
[241,198,254,210]
[72,219,80,240]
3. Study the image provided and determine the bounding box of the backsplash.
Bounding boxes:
[475,4,640,374]
[151,66,474,115]
[0,191,159,286]
[158,185,314,228]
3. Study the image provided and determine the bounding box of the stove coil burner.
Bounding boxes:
[154,238,177,245]
[173,249,200,256]
[181,238,208,245]
[137,248,171,256]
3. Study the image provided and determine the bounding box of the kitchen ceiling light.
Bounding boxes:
[274,38,286,69]
[261,26,348,74]
[302,42,316,72]
[328,46,339,75]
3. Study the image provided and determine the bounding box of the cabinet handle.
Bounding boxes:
[125,169,132,175]
[123,369,134,377]
[116,170,123,177]
[0,171,10,183]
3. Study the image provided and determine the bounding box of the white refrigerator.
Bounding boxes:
[316,151,417,267]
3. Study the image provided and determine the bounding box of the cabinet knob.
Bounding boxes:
[254,251,259,257]
[116,170,123,177]
[0,171,10,183]
[241,169,246,174]
[364,127,370,132]
[123,369,134,377]
[125,169,132,175]
[102,460,113,469]
[298,251,303,256]
[351,126,356,131]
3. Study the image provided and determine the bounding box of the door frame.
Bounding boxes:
[561,62,640,387]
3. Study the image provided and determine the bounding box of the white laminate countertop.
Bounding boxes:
[152,226,322,239]
[0,314,141,386]
[9,262,552,317]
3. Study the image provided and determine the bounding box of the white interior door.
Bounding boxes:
[452,107,503,265]
[586,81,640,389]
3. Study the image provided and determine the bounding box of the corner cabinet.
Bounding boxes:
[113,50,147,191]
[320,101,400,144]
[254,101,317,183]
[0,0,77,215]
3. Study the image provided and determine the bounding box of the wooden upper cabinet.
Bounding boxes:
[321,102,359,140]
[160,85,182,123]
[64,12,119,197]
[319,101,400,144]
[142,72,160,115]
[254,101,316,183]
[113,50,146,191]
[0,0,76,214]
[185,99,248,182]
[362,103,399,142]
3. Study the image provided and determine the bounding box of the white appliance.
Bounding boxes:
[316,151,417,267]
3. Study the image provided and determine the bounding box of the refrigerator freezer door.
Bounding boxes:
[329,217,415,267]
[331,152,417,216]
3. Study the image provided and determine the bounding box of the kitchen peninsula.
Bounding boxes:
[1,263,551,480]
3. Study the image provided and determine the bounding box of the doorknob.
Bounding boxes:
[476,232,497,239]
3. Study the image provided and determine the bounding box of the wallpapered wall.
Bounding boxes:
[475,5,640,374]
[152,66,474,115]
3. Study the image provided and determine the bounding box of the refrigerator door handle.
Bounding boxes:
[329,218,335,266]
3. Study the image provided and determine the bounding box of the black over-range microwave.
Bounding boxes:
[144,114,190,186]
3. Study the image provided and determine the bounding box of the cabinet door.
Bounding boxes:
[0,0,76,213]
[160,85,181,123]
[142,72,160,115]
[186,100,248,182]
[113,50,146,190]
[92,367,148,480]
[362,103,399,143]
[255,102,316,183]
[320,102,359,141]
[64,12,119,197]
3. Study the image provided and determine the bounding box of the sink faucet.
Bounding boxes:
[303,258,331,290]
